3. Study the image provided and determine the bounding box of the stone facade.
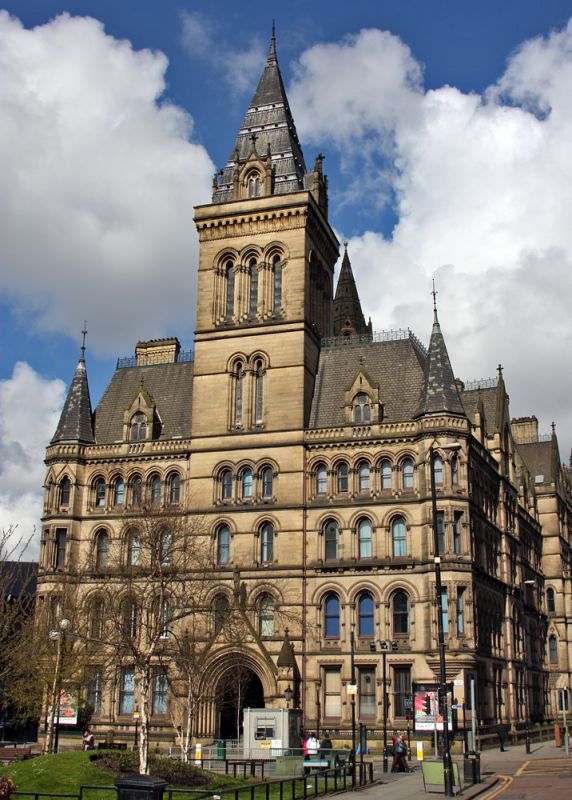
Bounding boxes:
[38,35,572,745]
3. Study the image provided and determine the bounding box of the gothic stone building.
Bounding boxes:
[39,34,572,743]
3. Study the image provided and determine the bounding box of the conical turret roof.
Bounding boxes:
[212,27,308,202]
[415,309,465,418]
[51,351,95,445]
[333,245,370,337]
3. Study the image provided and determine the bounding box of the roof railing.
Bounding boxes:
[116,350,194,369]
[321,329,427,355]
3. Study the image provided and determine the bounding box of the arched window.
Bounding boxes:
[94,477,106,508]
[393,591,409,635]
[221,469,233,501]
[261,467,273,499]
[234,362,244,427]
[316,463,327,496]
[122,598,138,638]
[336,462,349,494]
[241,468,253,499]
[168,473,180,505]
[126,530,140,567]
[358,518,373,559]
[149,474,161,505]
[324,520,339,562]
[130,412,147,442]
[159,529,172,565]
[213,594,229,634]
[549,634,558,664]
[358,593,374,637]
[157,598,170,638]
[392,517,407,558]
[130,475,142,507]
[217,525,230,565]
[95,530,109,570]
[249,258,258,317]
[324,594,340,638]
[225,260,235,318]
[247,173,261,198]
[113,477,124,506]
[402,459,414,490]
[451,456,459,485]
[90,597,105,639]
[381,460,392,491]
[547,588,556,613]
[259,594,275,637]
[358,462,370,494]
[353,393,371,424]
[59,476,71,507]
[273,255,282,312]
[433,455,444,485]
[260,522,274,563]
[254,359,264,424]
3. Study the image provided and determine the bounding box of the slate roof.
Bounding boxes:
[518,439,559,485]
[415,313,465,419]
[94,361,194,444]
[51,356,95,445]
[333,247,369,336]
[310,337,427,428]
[213,30,309,203]
[460,387,498,431]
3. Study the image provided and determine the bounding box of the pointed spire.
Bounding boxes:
[415,304,465,418]
[333,245,369,337]
[277,628,296,669]
[51,330,95,445]
[212,25,308,202]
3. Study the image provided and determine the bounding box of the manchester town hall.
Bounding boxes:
[39,33,572,746]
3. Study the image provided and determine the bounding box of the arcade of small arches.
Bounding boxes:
[228,352,269,431]
[214,460,277,504]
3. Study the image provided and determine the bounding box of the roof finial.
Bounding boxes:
[551,421,556,435]
[431,278,438,323]
[268,20,277,63]
[497,363,503,379]
[344,241,348,251]
[80,321,87,362]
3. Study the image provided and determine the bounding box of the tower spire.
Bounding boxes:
[333,245,371,338]
[268,20,277,63]
[51,334,95,445]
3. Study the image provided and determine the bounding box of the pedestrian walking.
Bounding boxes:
[496,723,508,752]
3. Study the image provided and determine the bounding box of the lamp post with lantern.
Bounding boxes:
[45,618,72,755]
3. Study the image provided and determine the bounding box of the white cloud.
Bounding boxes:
[0,363,65,557]
[180,10,265,95]
[290,22,572,454]
[0,11,214,355]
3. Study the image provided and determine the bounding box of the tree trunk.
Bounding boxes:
[138,667,152,775]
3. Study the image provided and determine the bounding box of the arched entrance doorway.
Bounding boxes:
[217,664,264,740]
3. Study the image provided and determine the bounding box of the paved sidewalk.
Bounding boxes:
[345,741,571,800]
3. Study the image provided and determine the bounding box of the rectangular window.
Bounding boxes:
[323,668,341,718]
[152,670,168,716]
[359,667,376,718]
[457,587,465,634]
[436,512,445,555]
[87,671,103,714]
[393,666,411,718]
[453,512,462,554]
[441,587,449,633]
[119,668,135,715]
[54,529,67,568]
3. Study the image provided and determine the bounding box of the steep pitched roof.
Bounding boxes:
[94,361,194,444]
[212,30,308,202]
[51,354,95,445]
[415,312,465,418]
[333,246,370,337]
[310,335,427,428]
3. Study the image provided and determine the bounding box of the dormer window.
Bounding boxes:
[131,412,147,441]
[353,393,371,424]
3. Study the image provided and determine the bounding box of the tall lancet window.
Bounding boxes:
[249,258,258,317]
[273,255,282,313]
[234,362,244,427]
[248,174,261,198]
[254,359,264,424]
[225,260,235,319]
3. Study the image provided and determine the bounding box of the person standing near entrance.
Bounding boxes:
[496,723,508,751]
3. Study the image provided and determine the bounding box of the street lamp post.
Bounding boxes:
[284,686,293,709]
[430,445,457,797]
[349,631,357,787]
[46,618,71,755]
[133,709,140,749]
[370,640,397,773]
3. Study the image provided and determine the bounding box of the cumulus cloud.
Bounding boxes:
[290,22,572,452]
[180,10,265,95]
[0,363,65,556]
[0,11,214,355]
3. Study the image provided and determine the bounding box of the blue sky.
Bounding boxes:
[2,0,572,546]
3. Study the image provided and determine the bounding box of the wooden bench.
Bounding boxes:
[421,760,462,794]
[0,746,32,764]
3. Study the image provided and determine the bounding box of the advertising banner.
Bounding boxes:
[413,683,453,732]
[47,686,79,726]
